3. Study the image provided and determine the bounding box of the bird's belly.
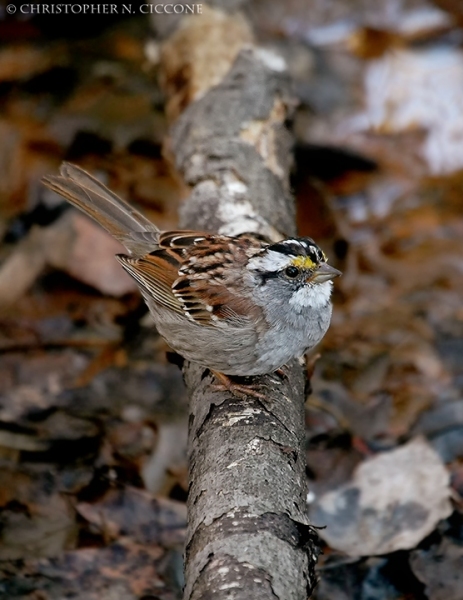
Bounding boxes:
[150,302,332,377]
[154,314,260,376]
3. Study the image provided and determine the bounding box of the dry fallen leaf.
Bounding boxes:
[311,437,452,556]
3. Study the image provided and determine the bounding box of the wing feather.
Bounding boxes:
[117,253,185,315]
[118,232,262,327]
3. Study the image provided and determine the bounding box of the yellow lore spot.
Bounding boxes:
[291,255,316,269]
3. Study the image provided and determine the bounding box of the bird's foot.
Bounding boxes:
[210,371,267,400]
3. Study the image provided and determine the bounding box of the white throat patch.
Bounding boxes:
[289,281,333,310]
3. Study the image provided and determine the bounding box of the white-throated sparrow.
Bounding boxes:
[43,163,340,379]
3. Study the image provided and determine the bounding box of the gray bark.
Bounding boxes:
[163,30,320,600]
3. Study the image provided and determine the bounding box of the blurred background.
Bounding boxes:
[1,1,463,599]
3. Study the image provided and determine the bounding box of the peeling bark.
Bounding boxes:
[159,8,320,599]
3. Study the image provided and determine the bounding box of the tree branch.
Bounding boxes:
[159,9,319,599]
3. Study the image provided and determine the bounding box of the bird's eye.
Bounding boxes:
[285,266,300,278]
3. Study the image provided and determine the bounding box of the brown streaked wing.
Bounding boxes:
[169,234,263,326]
[154,230,215,264]
[172,276,258,326]
[170,277,217,324]
[159,230,209,249]
[118,232,262,327]
[116,252,185,316]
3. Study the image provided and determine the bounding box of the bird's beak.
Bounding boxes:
[308,263,342,284]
